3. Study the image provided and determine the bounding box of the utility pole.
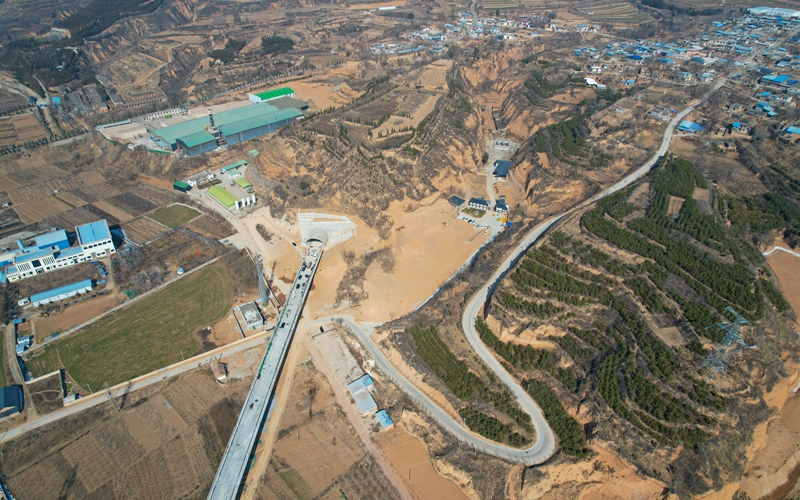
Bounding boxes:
[104,382,120,412]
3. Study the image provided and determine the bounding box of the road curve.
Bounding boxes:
[459,78,728,464]
[327,317,547,464]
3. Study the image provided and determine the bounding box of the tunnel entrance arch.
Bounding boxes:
[305,227,329,247]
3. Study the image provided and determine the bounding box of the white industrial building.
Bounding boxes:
[747,7,800,18]
[187,171,215,186]
[3,220,115,282]
[31,279,94,307]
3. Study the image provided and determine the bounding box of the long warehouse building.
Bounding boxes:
[153,103,303,156]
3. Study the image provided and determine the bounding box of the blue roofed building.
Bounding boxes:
[347,374,378,416]
[34,229,69,251]
[4,220,114,282]
[376,410,395,430]
[0,386,23,418]
[31,279,93,307]
[677,120,705,134]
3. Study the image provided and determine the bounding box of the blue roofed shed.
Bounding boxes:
[347,374,377,416]
[34,230,69,250]
[31,279,94,307]
[0,386,23,418]
[677,121,704,134]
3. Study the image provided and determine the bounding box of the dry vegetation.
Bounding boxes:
[0,370,249,499]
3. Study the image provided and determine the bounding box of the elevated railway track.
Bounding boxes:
[207,244,323,500]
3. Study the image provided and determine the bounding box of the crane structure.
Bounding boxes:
[700,306,755,377]
[208,109,228,149]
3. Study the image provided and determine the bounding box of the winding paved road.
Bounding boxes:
[458,77,728,464]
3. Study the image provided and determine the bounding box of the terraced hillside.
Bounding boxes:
[480,155,797,497]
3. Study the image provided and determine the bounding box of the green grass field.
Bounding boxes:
[148,204,202,228]
[27,266,233,390]
[279,469,313,500]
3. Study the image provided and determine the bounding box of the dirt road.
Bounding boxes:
[306,329,413,500]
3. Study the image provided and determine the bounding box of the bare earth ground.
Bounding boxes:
[767,251,800,317]
[374,427,470,500]
[246,197,488,324]
[33,293,122,337]
[521,441,674,500]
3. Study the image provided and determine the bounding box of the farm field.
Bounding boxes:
[186,214,237,240]
[27,372,63,414]
[0,370,249,500]
[374,427,469,500]
[586,2,650,22]
[26,265,234,390]
[0,114,48,147]
[149,204,203,228]
[479,0,519,9]
[122,217,169,244]
[256,354,403,500]
[13,196,72,224]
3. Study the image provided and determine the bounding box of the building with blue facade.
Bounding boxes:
[3,220,115,282]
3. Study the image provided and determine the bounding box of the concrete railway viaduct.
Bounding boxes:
[206,231,327,500]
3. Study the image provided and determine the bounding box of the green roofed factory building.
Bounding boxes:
[248,87,295,103]
[208,186,239,208]
[152,101,303,157]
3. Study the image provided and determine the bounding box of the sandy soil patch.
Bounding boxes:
[289,81,356,111]
[375,426,469,500]
[136,174,174,191]
[404,60,453,91]
[693,187,712,214]
[523,441,674,499]
[373,94,441,138]
[487,315,564,350]
[208,308,244,346]
[358,199,488,322]
[627,181,650,209]
[33,293,121,337]
[550,87,593,104]
[284,197,488,323]
[767,251,800,316]
[537,152,552,171]
[666,195,684,218]
[655,326,685,347]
